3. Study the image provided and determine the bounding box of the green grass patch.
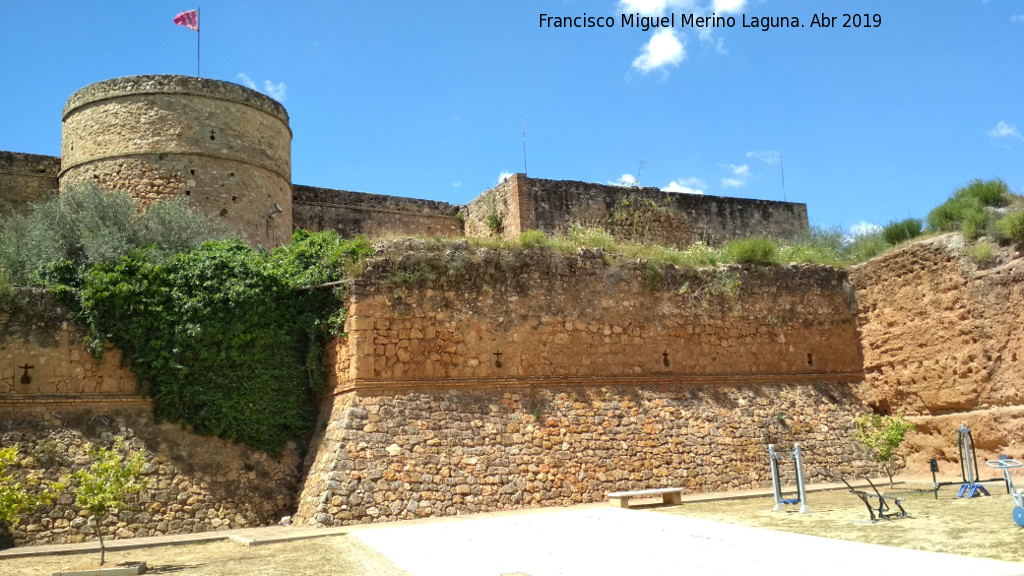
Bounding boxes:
[881,218,923,246]
[721,237,779,265]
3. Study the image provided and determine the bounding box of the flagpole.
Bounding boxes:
[197,7,201,77]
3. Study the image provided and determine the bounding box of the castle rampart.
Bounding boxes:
[850,235,1024,471]
[465,175,809,247]
[293,185,463,239]
[0,152,60,216]
[60,75,293,246]
[292,243,872,526]
[0,289,301,546]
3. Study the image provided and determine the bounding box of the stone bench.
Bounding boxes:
[607,487,684,508]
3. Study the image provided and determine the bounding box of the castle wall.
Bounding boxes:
[0,290,301,547]
[464,176,809,247]
[1,289,136,398]
[849,235,1024,471]
[292,185,463,238]
[60,75,293,247]
[293,244,872,526]
[0,152,60,216]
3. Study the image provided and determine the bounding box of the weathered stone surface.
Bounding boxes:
[850,234,1024,471]
[463,175,808,247]
[293,245,877,527]
[0,289,137,396]
[60,75,292,247]
[0,151,60,216]
[1,406,301,547]
[293,186,463,240]
[294,383,878,527]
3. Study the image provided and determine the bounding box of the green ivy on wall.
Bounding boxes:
[79,231,372,453]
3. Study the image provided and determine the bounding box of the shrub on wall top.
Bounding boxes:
[881,218,923,246]
[721,237,779,265]
[927,178,1009,238]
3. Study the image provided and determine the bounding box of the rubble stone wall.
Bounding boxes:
[293,244,874,526]
[292,185,463,239]
[0,151,60,216]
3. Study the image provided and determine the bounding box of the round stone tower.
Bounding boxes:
[60,75,292,246]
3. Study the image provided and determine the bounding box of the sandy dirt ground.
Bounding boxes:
[3,482,1023,575]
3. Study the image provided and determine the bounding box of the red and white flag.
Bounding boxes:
[174,10,199,32]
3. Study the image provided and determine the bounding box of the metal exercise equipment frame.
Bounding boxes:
[769,443,809,513]
[841,476,909,522]
[984,456,1024,527]
[930,424,1011,499]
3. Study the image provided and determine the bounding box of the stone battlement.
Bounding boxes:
[2,74,807,249]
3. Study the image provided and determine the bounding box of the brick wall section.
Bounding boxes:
[292,185,463,238]
[291,243,872,526]
[1,289,136,398]
[849,234,1024,471]
[60,75,292,247]
[0,151,60,216]
[1,405,301,547]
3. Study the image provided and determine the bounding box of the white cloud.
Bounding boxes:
[611,173,639,187]
[721,164,750,188]
[987,121,1022,140]
[746,150,781,164]
[496,171,514,184]
[849,222,883,237]
[632,29,685,74]
[236,73,257,90]
[452,181,463,188]
[713,0,746,13]
[1012,14,1024,22]
[619,0,698,16]
[663,180,704,194]
[236,74,287,102]
[264,81,287,103]
[728,164,750,177]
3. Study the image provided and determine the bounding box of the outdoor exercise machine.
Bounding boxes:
[985,456,1024,527]
[929,424,1012,499]
[768,443,809,513]
[841,476,910,522]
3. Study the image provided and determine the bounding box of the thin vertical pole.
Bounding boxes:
[521,116,528,175]
[197,7,201,77]
[780,153,786,201]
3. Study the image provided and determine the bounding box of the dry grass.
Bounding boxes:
[659,482,1024,563]
[5,482,1024,574]
[0,536,408,576]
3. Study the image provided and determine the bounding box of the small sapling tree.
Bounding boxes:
[73,438,148,565]
[0,447,59,549]
[855,411,915,487]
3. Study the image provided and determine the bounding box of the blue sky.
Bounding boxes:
[1,1,1021,235]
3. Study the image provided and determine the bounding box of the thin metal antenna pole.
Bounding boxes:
[197,7,201,77]
[780,153,786,201]
[521,116,528,175]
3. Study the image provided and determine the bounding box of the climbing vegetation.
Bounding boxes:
[80,231,372,453]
